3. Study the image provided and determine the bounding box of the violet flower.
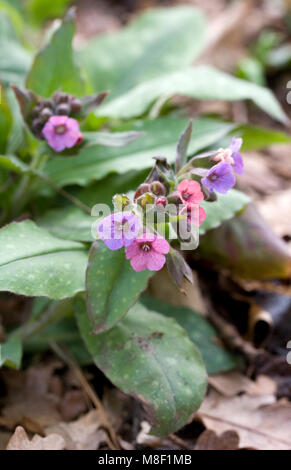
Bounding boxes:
[201,162,236,194]
[230,137,244,175]
[42,115,82,152]
[125,233,170,272]
[98,211,140,251]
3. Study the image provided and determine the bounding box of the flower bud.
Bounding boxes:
[113,194,130,211]
[134,183,151,201]
[56,103,71,115]
[53,91,69,104]
[167,191,182,205]
[136,192,156,209]
[40,107,53,122]
[156,196,167,207]
[70,98,82,114]
[150,180,166,196]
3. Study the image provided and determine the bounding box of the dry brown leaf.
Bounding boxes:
[0,360,63,431]
[6,426,65,450]
[209,372,277,397]
[195,429,240,450]
[45,410,107,450]
[60,390,88,422]
[197,389,291,450]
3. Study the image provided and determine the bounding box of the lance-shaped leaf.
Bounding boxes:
[75,299,207,436]
[196,204,291,280]
[175,120,192,173]
[98,66,287,123]
[79,91,109,117]
[82,130,144,148]
[166,248,193,287]
[0,335,22,369]
[26,8,85,97]
[86,242,153,333]
[200,189,251,235]
[0,221,88,299]
[10,85,38,126]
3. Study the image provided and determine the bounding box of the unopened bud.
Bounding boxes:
[136,192,155,209]
[53,92,69,104]
[113,194,130,211]
[70,98,82,114]
[40,107,53,122]
[56,103,71,115]
[134,183,151,201]
[150,181,166,196]
[156,196,167,207]
[167,191,182,205]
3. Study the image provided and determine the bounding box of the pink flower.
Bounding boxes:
[180,203,206,227]
[42,115,82,152]
[177,180,204,205]
[125,233,170,272]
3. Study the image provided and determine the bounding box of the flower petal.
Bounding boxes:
[233,152,244,175]
[146,252,166,271]
[130,253,148,272]
[152,237,170,254]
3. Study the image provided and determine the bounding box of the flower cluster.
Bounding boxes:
[96,127,244,278]
[28,92,84,152]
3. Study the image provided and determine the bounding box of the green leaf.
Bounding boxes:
[86,242,153,332]
[0,83,12,153]
[45,117,235,187]
[141,295,240,374]
[26,9,85,97]
[0,154,28,173]
[38,206,93,242]
[196,204,291,280]
[26,0,72,24]
[0,221,88,299]
[98,65,287,123]
[237,124,291,151]
[80,6,206,99]
[200,189,251,235]
[0,335,22,369]
[82,130,144,148]
[0,12,31,86]
[76,299,207,436]
[175,120,192,173]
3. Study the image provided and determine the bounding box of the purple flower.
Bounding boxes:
[212,138,244,175]
[201,162,236,194]
[42,115,83,152]
[230,137,244,175]
[125,233,170,272]
[97,211,140,250]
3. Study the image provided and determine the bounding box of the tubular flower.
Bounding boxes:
[97,211,140,250]
[125,233,170,272]
[42,115,82,152]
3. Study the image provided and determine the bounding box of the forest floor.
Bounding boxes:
[1,0,291,450]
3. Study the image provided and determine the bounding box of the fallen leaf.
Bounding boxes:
[195,429,240,450]
[6,426,65,450]
[197,389,291,450]
[0,359,63,431]
[60,390,88,422]
[209,371,277,397]
[45,410,107,450]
